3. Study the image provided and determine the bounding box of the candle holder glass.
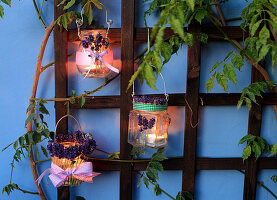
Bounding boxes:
[128,96,170,149]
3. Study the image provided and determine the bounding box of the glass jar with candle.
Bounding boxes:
[75,30,114,78]
[128,96,170,148]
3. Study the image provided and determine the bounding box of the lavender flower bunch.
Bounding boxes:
[47,131,96,160]
[81,33,110,52]
[134,96,167,105]
[137,114,156,132]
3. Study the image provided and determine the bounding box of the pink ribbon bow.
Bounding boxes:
[89,50,119,74]
[37,162,100,188]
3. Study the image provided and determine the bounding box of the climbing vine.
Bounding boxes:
[1,0,277,199]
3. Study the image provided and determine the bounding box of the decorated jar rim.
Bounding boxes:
[133,95,168,111]
[47,131,96,160]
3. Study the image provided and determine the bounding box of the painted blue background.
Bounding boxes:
[0,0,277,200]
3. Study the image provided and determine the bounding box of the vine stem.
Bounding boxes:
[26,20,54,200]
[32,0,47,29]
[237,170,277,199]
[136,171,176,200]
[30,73,120,102]
[209,6,277,119]
[14,187,39,195]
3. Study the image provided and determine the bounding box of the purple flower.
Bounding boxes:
[133,96,167,105]
[148,118,156,129]
[81,40,89,48]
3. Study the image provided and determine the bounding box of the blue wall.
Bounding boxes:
[0,1,277,200]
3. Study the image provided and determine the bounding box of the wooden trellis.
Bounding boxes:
[54,0,277,200]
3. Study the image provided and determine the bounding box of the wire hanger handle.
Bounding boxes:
[76,1,113,40]
[54,115,85,141]
[132,28,169,101]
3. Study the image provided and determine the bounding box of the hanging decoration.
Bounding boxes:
[75,4,119,78]
[37,115,100,187]
[128,74,171,148]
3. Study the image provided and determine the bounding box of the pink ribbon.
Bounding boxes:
[37,162,100,188]
[89,50,119,74]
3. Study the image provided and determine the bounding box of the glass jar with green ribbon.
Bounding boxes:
[128,74,171,148]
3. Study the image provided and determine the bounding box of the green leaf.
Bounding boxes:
[63,0,76,10]
[41,129,50,138]
[246,91,257,104]
[206,72,216,92]
[160,42,172,64]
[186,0,195,11]
[267,10,277,24]
[242,145,252,161]
[198,33,208,44]
[252,141,262,159]
[216,72,228,92]
[13,140,18,150]
[35,145,39,161]
[271,45,277,67]
[25,113,35,127]
[169,15,185,41]
[195,8,207,24]
[223,63,236,84]
[90,0,102,9]
[137,177,142,188]
[39,104,49,115]
[19,136,24,147]
[154,25,165,51]
[78,96,86,107]
[210,62,221,73]
[237,99,243,109]
[26,103,35,113]
[151,161,164,172]
[143,63,157,90]
[258,44,270,62]
[0,5,3,18]
[153,184,162,196]
[41,145,48,158]
[146,167,159,182]
[231,54,244,71]
[250,19,262,36]
[87,3,93,25]
[71,90,76,96]
[239,134,255,144]
[152,51,163,76]
[152,154,167,162]
[259,25,270,44]
[224,51,234,61]
[176,191,194,200]
[76,196,86,200]
[257,137,266,152]
[271,142,277,156]
[32,131,41,144]
[127,66,144,90]
[143,176,149,189]
[244,97,252,110]
[1,0,11,7]
[57,0,67,7]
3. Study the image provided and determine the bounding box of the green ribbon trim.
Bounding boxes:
[133,103,168,111]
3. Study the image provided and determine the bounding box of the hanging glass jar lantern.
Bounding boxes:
[128,73,171,148]
[37,115,100,187]
[76,30,118,78]
[75,5,119,78]
[128,96,170,148]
